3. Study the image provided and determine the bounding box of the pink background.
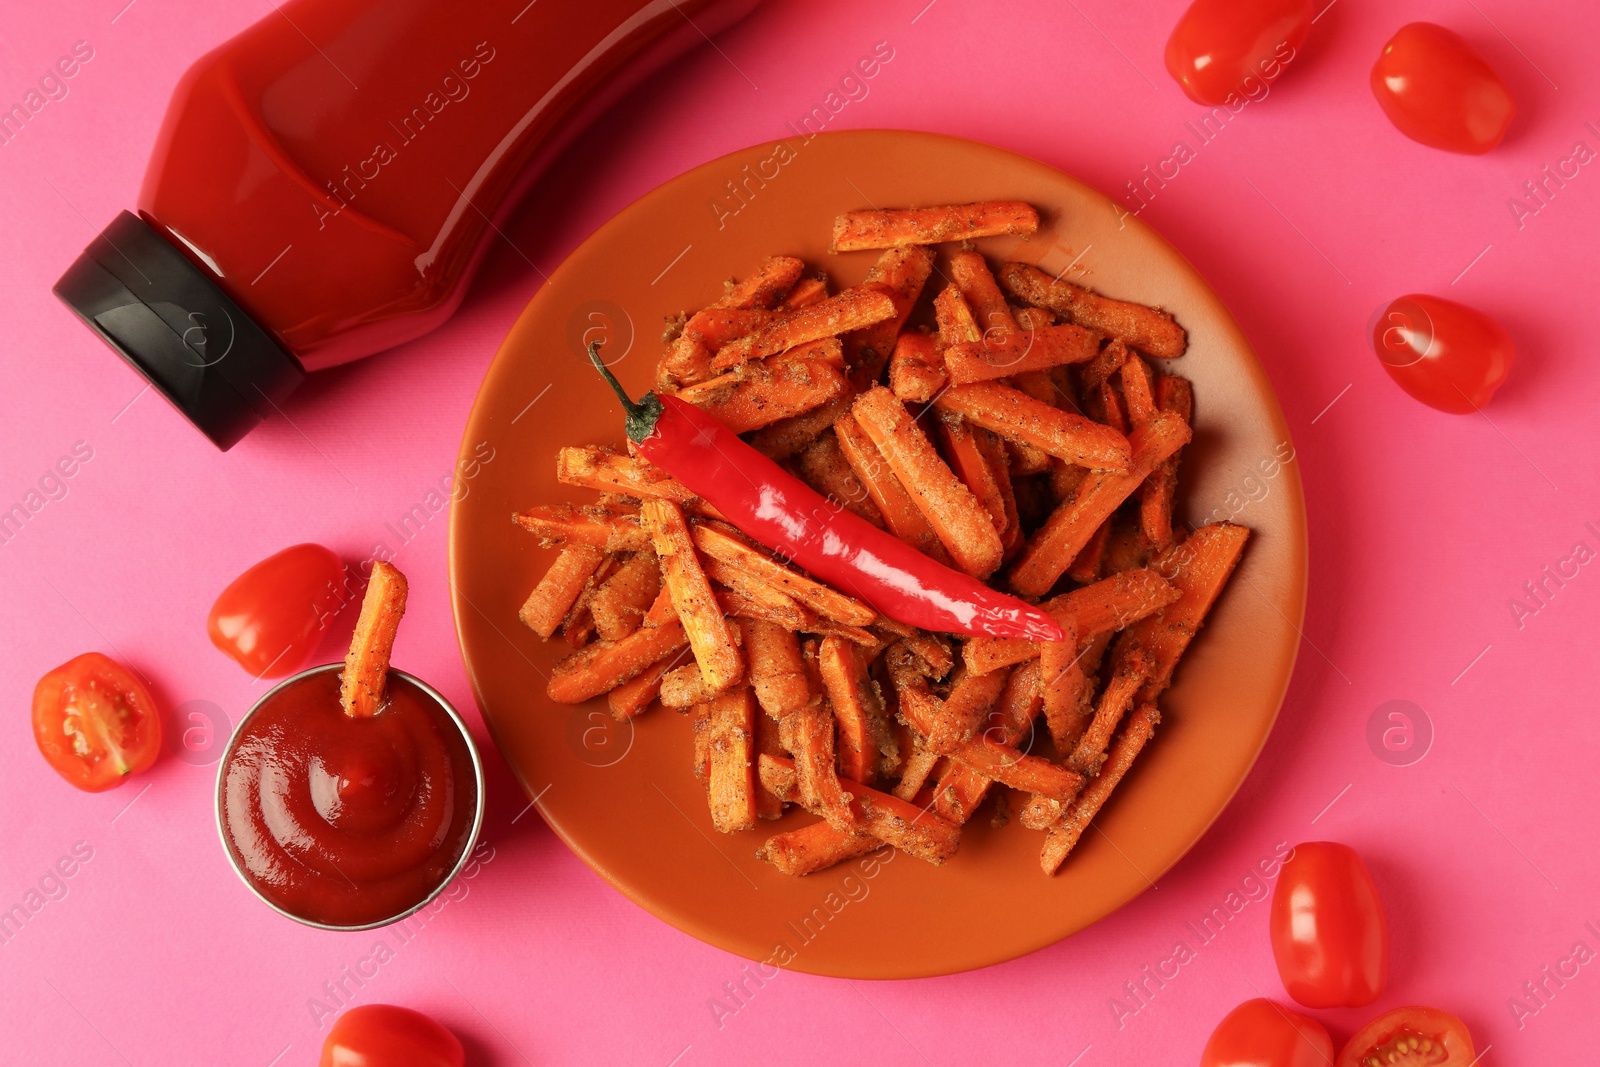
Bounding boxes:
[2,0,1595,1063]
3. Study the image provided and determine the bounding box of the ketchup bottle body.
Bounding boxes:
[56,0,761,448]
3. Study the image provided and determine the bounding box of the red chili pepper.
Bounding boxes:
[590,348,1064,642]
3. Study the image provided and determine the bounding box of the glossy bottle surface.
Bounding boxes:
[140,0,759,371]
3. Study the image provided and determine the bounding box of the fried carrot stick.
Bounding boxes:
[1041,704,1161,874]
[641,500,743,692]
[753,710,787,820]
[971,424,1024,557]
[547,611,689,703]
[1066,649,1148,777]
[758,755,960,865]
[657,331,715,390]
[690,521,877,627]
[1066,518,1112,585]
[831,201,1039,252]
[851,245,935,386]
[797,429,885,527]
[960,567,1180,675]
[556,447,707,510]
[930,659,1041,824]
[519,545,605,638]
[887,330,948,403]
[851,386,1005,579]
[674,342,848,433]
[756,820,881,876]
[711,287,896,371]
[949,736,1085,802]
[606,649,686,720]
[704,687,758,833]
[937,413,1008,541]
[781,275,828,309]
[1038,618,1085,751]
[893,746,942,801]
[588,550,661,641]
[1120,354,1157,426]
[714,586,810,633]
[1117,523,1251,702]
[898,665,1008,753]
[1009,410,1193,598]
[934,283,983,347]
[999,262,1187,360]
[780,695,855,832]
[704,556,807,626]
[738,618,811,720]
[948,249,1016,335]
[1140,374,1193,548]
[1078,337,1131,392]
[340,561,408,718]
[833,411,952,565]
[933,382,1131,470]
[745,394,849,460]
[712,255,807,310]
[660,663,725,709]
[941,324,1101,386]
[819,635,882,785]
[678,306,772,349]
[513,502,651,552]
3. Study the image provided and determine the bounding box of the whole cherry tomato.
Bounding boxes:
[319,1004,464,1067]
[207,543,347,678]
[1201,998,1334,1067]
[1371,23,1515,154]
[1165,0,1313,106]
[1372,294,1515,414]
[33,652,163,791]
[1270,842,1388,1008]
[1337,1005,1475,1067]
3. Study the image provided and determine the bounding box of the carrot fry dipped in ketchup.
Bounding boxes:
[588,345,1063,642]
[341,561,409,717]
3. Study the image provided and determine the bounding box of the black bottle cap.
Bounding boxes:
[53,211,304,451]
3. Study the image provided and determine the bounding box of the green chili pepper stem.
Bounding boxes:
[587,342,662,443]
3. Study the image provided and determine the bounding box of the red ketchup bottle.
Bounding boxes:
[54,0,761,449]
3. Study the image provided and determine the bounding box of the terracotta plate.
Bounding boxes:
[448,130,1307,979]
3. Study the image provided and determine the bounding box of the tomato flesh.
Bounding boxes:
[32,652,163,792]
[1371,23,1515,154]
[207,543,347,678]
[1201,998,1334,1067]
[319,1004,464,1067]
[1372,294,1515,414]
[1337,1005,1475,1067]
[1271,841,1388,1008]
[1164,0,1313,106]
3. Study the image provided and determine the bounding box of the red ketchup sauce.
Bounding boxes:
[219,667,479,927]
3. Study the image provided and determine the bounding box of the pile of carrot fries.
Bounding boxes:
[515,201,1248,876]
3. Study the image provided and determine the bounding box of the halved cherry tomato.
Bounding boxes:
[1271,842,1388,1008]
[1371,23,1515,154]
[1337,1005,1475,1067]
[32,652,163,792]
[1201,998,1334,1067]
[319,1004,464,1067]
[207,543,347,678]
[1372,294,1515,414]
[1165,0,1313,106]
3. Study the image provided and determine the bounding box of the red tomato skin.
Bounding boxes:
[1271,842,1389,1009]
[207,543,346,678]
[1336,1005,1475,1067]
[1372,294,1515,414]
[1371,23,1515,154]
[1200,998,1334,1067]
[32,652,163,792]
[319,1005,464,1067]
[1165,0,1314,106]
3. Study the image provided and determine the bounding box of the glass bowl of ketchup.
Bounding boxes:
[215,663,485,930]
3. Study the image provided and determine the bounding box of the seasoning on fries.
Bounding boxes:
[513,201,1249,877]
